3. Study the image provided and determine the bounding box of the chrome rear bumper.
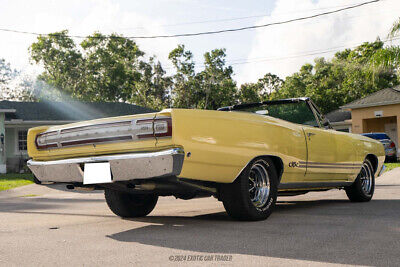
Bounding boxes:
[27,148,185,183]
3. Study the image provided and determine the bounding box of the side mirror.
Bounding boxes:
[0,133,4,145]
[322,119,332,129]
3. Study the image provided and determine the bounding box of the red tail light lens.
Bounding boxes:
[136,117,172,139]
[390,142,396,148]
[154,118,172,138]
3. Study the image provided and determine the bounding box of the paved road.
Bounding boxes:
[1,169,400,266]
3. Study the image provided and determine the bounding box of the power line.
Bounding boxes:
[162,36,400,70]
[230,37,400,65]
[0,0,380,39]
[118,1,374,30]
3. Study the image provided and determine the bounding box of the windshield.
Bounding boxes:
[236,101,319,127]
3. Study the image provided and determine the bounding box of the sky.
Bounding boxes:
[0,0,400,85]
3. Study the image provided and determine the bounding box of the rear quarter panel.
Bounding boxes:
[156,109,308,183]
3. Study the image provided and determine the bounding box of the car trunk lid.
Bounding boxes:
[28,112,172,161]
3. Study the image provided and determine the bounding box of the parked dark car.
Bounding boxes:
[362,133,397,162]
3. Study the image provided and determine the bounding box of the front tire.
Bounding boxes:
[104,189,158,218]
[345,159,375,202]
[220,158,278,221]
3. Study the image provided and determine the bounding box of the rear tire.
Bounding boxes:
[220,158,278,221]
[345,159,375,202]
[104,189,158,218]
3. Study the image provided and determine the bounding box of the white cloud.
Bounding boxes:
[77,0,179,69]
[238,0,400,83]
[2,0,400,85]
[0,0,179,76]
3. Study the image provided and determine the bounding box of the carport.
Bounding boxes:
[341,86,400,157]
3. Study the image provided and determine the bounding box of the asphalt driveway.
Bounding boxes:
[1,169,400,266]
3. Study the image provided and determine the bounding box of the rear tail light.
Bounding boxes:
[35,131,59,149]
[136,117,172,139]
[35,117,172,150]
[390,142,396,148]
[135,119,155,139]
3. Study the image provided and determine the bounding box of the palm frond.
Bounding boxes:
[370,46,400,68]
[388,17,400,39]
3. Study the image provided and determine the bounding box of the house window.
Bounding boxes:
[18,130,28,151]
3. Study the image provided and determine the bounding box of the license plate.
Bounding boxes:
[83,162,112,184]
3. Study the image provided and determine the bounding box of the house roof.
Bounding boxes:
[0,101,155,122]
[325,109,351,123]
[340,86,400,109]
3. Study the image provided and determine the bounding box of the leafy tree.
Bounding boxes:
[29,30,170,110]
[0,58,17,99]
[79,32,144,101]
[2,75,36,101]
[197,48,237,110]
[29,30,85,98]
[237,83,261,103]
[12,77,65,101]
[168,44,201,108]
[277,63,312,99]
[278,40,398,114]
[257,73,283,100]
[134,58,172,109]
[169,45,237,110]
[0,58,32,101]
[237,73,283,104]
[0,58,16,85]
[25,30,400,114]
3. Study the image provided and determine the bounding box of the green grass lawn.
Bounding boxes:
[0,173,34,192]
[384,162,400,172]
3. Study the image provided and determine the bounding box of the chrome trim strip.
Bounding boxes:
[299,161,362,166]
[36,117,163,150]
[60,120,133,134]
[296,161,363,170]
[298,165,361,169]
[28,148,184,166]
[279,181,353,190]
[59,119,135,132]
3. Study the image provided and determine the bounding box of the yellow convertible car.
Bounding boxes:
[27,98,385,221]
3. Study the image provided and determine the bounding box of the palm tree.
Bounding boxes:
[368,18,400,71]
[389,18,400,39]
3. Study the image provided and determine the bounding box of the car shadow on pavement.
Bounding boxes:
[107,199,400,266]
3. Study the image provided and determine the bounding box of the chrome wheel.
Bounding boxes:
[359,162,373,195]
[248,160,270,210]
[345,158,375,202]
